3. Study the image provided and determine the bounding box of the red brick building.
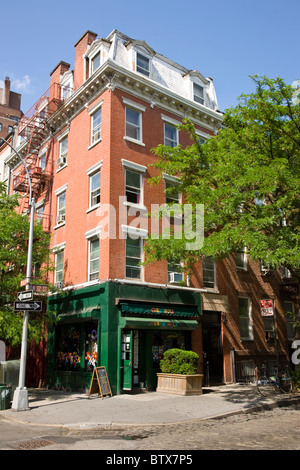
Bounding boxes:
[2,30,298,392]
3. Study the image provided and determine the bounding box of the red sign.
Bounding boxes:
[260,299,274,316]
[32,285,48,294]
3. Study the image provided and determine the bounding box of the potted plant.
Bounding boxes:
[156,348,203,395]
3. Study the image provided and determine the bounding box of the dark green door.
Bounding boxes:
[121,331,133,390]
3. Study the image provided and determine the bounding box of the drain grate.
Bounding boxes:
[16,439,56,450]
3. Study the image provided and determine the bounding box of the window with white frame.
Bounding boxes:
[284,301,295,341]
[136,52,150,77]
[55,250,64,284]
[91,107,101,145]
[126,237,142,279]
[164,123,178,147]
[91,51,101,75]
[165,180,180,204]
[235,247,247,270]
[60,135,68,161]
[36,204,44,224]
[202,256,216,289]
[55,185,67,225]
[89,237,99,281]
[125,107,141,141]
[122,159,146,207]
[238,297,253,340]
[125,169,142,204]
[193,83,204,105]
[90,170,100,207]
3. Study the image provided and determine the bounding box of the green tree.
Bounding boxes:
[0,182,53,345]
[145,76,300,279]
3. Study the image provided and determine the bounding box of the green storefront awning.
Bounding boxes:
[120,302,199,318]
[119,317,199,330]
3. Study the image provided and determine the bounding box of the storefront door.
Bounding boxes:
[121,331,133,389]
[202,313,223,385]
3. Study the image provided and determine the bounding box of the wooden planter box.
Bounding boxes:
[156,373,204,396]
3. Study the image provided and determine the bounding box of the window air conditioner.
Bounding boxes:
[169,272,183,283]
[56,214,65,224]
[55,281,64,290]
[260,261,274,276]
[56,156,67,166]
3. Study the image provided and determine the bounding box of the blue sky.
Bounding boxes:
[0,0,299,114]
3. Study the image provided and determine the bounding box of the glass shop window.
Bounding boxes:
[56,325,81,371]
[151,332,186,369]
[85,323,98,372]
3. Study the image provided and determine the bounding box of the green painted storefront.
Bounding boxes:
[46,281,201,395]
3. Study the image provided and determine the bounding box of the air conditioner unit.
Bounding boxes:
[260,261,274,276]
[55,280,64,290]
[56,214,65,224]
[169,272,183,283]
[56,156,67,166]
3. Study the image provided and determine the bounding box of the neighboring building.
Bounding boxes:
[2,30,297,393]
[0,77,22,140]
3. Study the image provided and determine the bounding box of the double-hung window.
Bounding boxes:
[125,169,141,204]
[122,159,147,207]
[165,181,180,204]
[90,171,100,207]
[53,243,65,286]
[193,84,204,105]
[202,256,216,289]
[125,107,141,141]
[89,238,99,281]
[136,53,150,77]
[85,227,101,282]
[167,260,183,283]
[55,184,67,225]
[60,136,68,162]
[164,123,178,148]
[91,51,101,74]
[91,106,101,145]
[238,297,253,340]
[126,237,142,279]
[235,247,247,270]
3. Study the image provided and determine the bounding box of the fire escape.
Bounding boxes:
[12,83,71,220]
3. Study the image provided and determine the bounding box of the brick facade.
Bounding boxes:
[3,29,298,391]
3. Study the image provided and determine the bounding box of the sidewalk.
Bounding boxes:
[1,384,300,430]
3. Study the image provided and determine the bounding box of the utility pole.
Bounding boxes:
[0,136,35,411]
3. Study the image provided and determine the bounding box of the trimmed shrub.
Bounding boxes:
[160,348,199,375]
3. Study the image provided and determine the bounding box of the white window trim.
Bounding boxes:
[135,50,151,78]
[122,159,147,210]
[86,161,103,212]
[202,256,216,290]
[122,225,147,281]
[123,97,146,146]
[238,296,254,341]
[54,184,67,229]
[53,242,66,284]
[236,247,247,270]
[161,115,180,147]
[85,226,102,240]
[85,227,101,282]
[89,101,102,148]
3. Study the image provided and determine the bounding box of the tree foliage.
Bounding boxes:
[145,76,300,277]
[0,182,53,345]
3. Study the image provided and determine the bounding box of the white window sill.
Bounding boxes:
[88,138,102,150]
[123,136,145,147]
[86,203,101,214]
[123,201,147,212]
[56,163,68,173]
[54,221,66,230]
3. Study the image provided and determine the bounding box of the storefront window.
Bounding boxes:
[85,325,98,372]
[152,332,186,369]
[56,321,98,372]
[56,325,81,371]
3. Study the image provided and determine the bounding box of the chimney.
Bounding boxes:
[2,76,10,106]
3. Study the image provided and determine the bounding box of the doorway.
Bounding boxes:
[202,312,223,385]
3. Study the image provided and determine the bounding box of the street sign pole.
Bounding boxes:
[1,137,36,412]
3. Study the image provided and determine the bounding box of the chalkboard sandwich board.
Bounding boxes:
[88,366,112,399]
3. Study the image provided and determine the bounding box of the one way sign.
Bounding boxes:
[14,301,42,312]
[17,290,33,301]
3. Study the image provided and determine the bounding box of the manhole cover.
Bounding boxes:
[16,439,55,450]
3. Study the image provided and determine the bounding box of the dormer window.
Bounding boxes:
[136,53,150,77]
[194,83,204,105]
[91,51,101,74]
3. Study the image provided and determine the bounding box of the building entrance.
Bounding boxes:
[202,312,223,385]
